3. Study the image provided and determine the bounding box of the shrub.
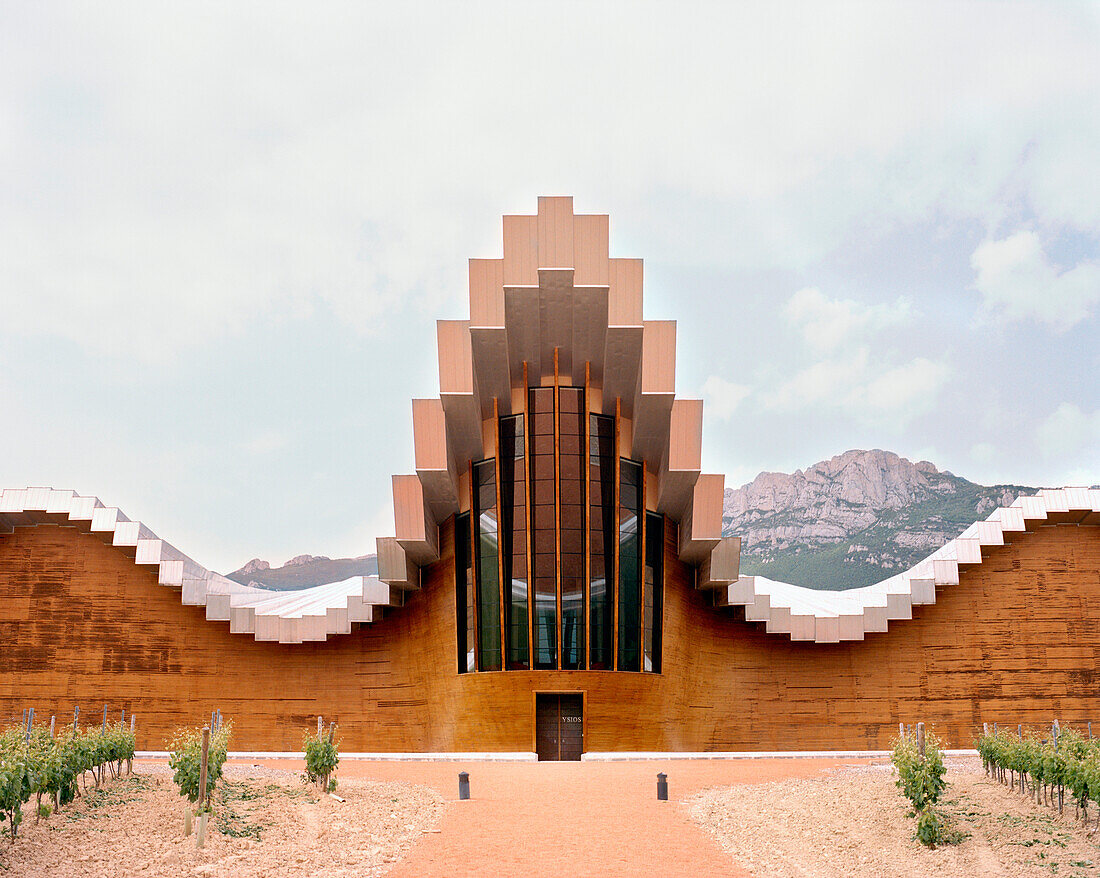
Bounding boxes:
[169,722,231,813]
[892,728,951,847]
[303,726,339,792]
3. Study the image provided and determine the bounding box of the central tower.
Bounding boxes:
[379,197,741,676]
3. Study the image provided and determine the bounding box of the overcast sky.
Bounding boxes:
[2,2,1098,573]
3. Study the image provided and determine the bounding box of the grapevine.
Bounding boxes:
[168,722,231,814]
[977,724,1100,828]
[303,724,339,792]
[0,718,135,842]
[891,727,950,846]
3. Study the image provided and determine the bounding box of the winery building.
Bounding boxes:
[2,198,1099,759]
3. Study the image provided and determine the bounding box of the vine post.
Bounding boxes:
[49,716,55,738]
[196,726,210,849]
[73,705,79,734]
[128,715,136,773]
[917,722,925,758]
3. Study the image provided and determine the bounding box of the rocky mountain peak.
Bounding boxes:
[236,558,271,576]
[725,449,1034,590]
[284,554,331,568]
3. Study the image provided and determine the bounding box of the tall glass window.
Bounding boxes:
[588,414,616,669]
[558,388,585,669]
[617,459,643,671]
[529,387,557,668]
[499,415,529,669]
[643,512,663,673]
[454,392,662,675]
[474,459,501,671]
[455,512,475,673]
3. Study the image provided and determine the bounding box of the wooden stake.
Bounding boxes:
[130,714,136,733]
[198,727,210,813]
[917,722,925,758]
[983,722,988,736]
[102,705,107,733]
[899,722,904,739]
[317,715,323,737]
[50,716,55,738]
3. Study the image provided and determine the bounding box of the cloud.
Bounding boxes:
[1,5,1098,362]
[970,442,996,465]
[1036,403,1100,460]
[240,430,290,456]
[856,357,952,414]
[765,287,947,429]
[769,347,951,429]
[771,348,869,408]
[702,376,751,421]
[784,287,912,351]
[971,231,1100,331]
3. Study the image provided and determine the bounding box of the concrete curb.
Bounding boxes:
[133,749,979,762]
[136,751,540,762]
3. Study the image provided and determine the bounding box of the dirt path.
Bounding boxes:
[689,757,1100,878]
[260,756,866,877]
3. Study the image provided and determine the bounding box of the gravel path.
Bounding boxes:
[0,764,444,878]
[689,757,1100,877]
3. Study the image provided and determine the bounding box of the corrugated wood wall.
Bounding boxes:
[1,521,1099,751]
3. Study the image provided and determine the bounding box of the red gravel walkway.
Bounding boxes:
[253,756,867,876]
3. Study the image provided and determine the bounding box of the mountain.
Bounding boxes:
[226,554,378,590]
[723,449,1037,591]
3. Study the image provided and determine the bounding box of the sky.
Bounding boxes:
[1,2,1098,574]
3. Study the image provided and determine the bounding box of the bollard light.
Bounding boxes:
[657,772,668,801]
[458,771,470,800]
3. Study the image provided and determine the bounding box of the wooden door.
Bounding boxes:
[535,693,583,761]
[559,694,583,760]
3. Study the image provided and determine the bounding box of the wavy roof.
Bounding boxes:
[0,487,406,644]
[717,487,1100,643]
[4,486,1097,646]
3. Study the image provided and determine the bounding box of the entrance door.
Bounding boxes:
[535,693,583,761]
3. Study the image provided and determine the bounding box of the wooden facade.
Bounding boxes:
[3,517,1100,752]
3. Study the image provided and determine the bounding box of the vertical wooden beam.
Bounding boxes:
[493,396,505,671]
[640,465,647,670]
[613,396,621,671]
[469,460,479,672]
[523,360,534,670]
[553,347,562,670]
[584,360,591,671]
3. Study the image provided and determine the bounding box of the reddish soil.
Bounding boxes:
[260,756,868,877]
